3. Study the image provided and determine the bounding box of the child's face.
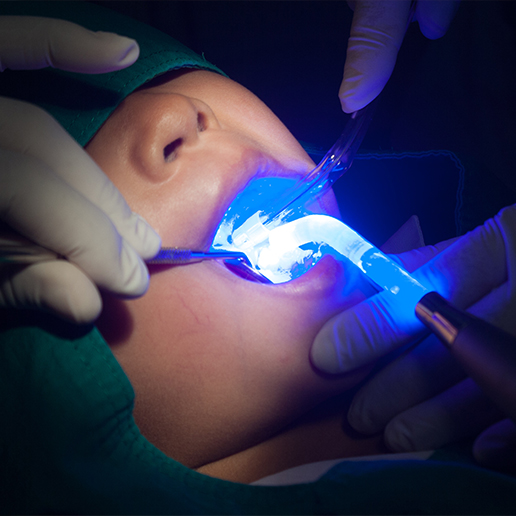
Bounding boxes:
[87,70,374,469]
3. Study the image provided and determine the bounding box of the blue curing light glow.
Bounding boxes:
[212,177,430,325]
[214,183,428,291]
[212,176,322,283]
[212,176,302,247]
[359,247,429,306]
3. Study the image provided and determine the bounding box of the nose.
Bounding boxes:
[162,96,220,159]
[132,93,220,182]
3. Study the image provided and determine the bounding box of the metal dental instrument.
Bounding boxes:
[0,234,252,267]
[146,248,252,266]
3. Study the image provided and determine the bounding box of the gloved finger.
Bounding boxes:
[349,279,516,435]
[1,261,102,323]
[473,419,516,474]
[393,237,457,273]
[0,97,161,260]
[0,16,139,73]
[383,377,504,452]
[311,290,428,374]
[339,0,413,113]
[348,333,465,434]
[415,0,460,40]
[310,242,452,375]
[312,206,513,374]
[0,149,150,299]
[310,241,449,375]
[415,206,516,310]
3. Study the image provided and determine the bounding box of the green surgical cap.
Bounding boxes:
[0,1,225,146]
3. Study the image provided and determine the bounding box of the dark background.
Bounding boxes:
[93,1,516,242]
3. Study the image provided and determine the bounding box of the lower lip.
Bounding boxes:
[224,260,273,283]
[224,253,347,294]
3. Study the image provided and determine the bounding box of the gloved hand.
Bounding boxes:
[311,205,516,473]
[340,0,460,113]
[0,17,161,323]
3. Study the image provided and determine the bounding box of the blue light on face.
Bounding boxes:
[212,178,430,324]
[211,176,323,282]
[213,177,300,245]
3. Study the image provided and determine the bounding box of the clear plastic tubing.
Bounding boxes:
[257,214,429,304]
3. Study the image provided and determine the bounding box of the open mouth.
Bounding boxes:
[212,176,340,284]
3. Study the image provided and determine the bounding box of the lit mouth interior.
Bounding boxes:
[213,177,430,311]
[212,176,324,283]
[211,176,356,284]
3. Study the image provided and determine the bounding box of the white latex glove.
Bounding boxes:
[0,17,161,323]
[340,0,460,113]
[311,205,516,473]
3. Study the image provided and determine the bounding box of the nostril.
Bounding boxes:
[197,112,207,132]
[164,138,182,162]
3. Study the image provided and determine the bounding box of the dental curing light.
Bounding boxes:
[416,292,516,424]
[235,214,429,308]
[209,78,516,424]
[261,215,516,425]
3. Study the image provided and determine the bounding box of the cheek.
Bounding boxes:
[100,260,374,466]
[110,259,369,386]
[149,259,369,374]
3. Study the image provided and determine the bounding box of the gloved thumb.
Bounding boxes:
[3,260,103,323]
[339,1,413,113]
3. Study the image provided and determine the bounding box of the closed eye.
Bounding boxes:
[164,138,182,162]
